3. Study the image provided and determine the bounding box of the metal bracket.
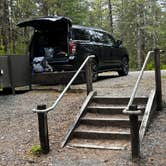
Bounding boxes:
[123,104,142,115]
[123,110,142,115]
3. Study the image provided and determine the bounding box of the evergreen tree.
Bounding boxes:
[0,0,165,69]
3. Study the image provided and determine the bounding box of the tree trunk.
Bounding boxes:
[5,0,10,54]
[41,1,49,16]
[0,1,3,19]
[136,3,145,70]
[136,27,142,70]
[1,0,10,54]
[120,0,127,40]
[10,0,16,54]
[151,0,158,48]
[108,0,113,33]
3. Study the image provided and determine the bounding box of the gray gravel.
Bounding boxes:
[0,71,166,166]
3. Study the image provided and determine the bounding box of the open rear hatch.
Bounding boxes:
[17,16,72,30]
[17,17,72,69]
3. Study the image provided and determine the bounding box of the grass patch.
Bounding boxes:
[30,145,42,155]
[162,76,166,79]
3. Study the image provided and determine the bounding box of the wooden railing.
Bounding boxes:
[123,49,164,160]
[32,55,95,154]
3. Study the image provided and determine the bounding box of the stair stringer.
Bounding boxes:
[139,89,157,142]
[61,90,97,147]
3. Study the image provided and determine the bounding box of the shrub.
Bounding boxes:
[30,145,42,155]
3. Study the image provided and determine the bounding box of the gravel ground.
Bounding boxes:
[0,71,166,166]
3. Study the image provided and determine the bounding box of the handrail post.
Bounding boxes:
[37,104,49,154]
[129,105,140,160]
[154,48,162,111]
[85,58,93,94]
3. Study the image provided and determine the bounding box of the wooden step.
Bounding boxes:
[76,124,130,133]
[80,116,142,128]
[87,106,125,114]
[81,116,129,121]
[92,96,148,105]
[84,112,129,120]
[68,143,127,150]
[68,138,130,150]
[75,129,130,135]
[83,112,143,122]
[80,117,131,127]
[73,129,130,140]
[87,105,145,114]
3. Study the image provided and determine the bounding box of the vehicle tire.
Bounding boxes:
[91,60,98,82]
[118,56,129,76]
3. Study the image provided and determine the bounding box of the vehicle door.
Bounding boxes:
[107,35,122,65]
[98,32,114,68]
[88,30,103,67]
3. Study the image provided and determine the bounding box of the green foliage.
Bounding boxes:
[0,0,165,69]
[0,45,5,55]
[146,62,154,70]
[162,76,166,79]
[146,62,166,71]
[161,65,166,70]
[30,145,42,155]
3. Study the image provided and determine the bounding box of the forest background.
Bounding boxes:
[0,0,165,69]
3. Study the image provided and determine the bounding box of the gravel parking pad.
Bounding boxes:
[0,71,166,165]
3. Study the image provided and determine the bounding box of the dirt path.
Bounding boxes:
[0,71,166,166]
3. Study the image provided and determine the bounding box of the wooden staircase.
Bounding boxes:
[33,51,161,155]
[61,91,148,150]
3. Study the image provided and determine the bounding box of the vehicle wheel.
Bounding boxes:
[118,56,129,76]
[91,60,98,82]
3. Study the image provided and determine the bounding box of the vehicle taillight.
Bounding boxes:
[69,42,76,55]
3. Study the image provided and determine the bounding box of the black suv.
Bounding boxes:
[17,16,129,81]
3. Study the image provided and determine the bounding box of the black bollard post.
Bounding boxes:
[85,58,93,95]
[129,105,140,160]
[37,104,49,154]
[154,48,162,111]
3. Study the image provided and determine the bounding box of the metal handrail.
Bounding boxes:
[33,55,95,113]
[123,51,154,113]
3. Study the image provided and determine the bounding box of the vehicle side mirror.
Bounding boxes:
[116,40,122,46]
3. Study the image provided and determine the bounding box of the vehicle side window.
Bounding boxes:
[107,35,115,46]
[92,31,113,45]
[102,33,111,44]
[72,28,90,41]
[89,30,96,42]
[94,31,104,43]
[88,30,116,46]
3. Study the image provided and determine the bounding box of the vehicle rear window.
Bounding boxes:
[72,28,90,41]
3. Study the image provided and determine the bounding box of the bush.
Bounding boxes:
[161,64,166,70]
[146,62,154,70]
[30,145,42,155]
[146,62,166,70]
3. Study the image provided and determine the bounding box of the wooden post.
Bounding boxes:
[129,105,140,160]
[29,65,32,91]
[85,58,93,94]
[8,55,15,94]
[37,105,49,154]
[154,48,162,111]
